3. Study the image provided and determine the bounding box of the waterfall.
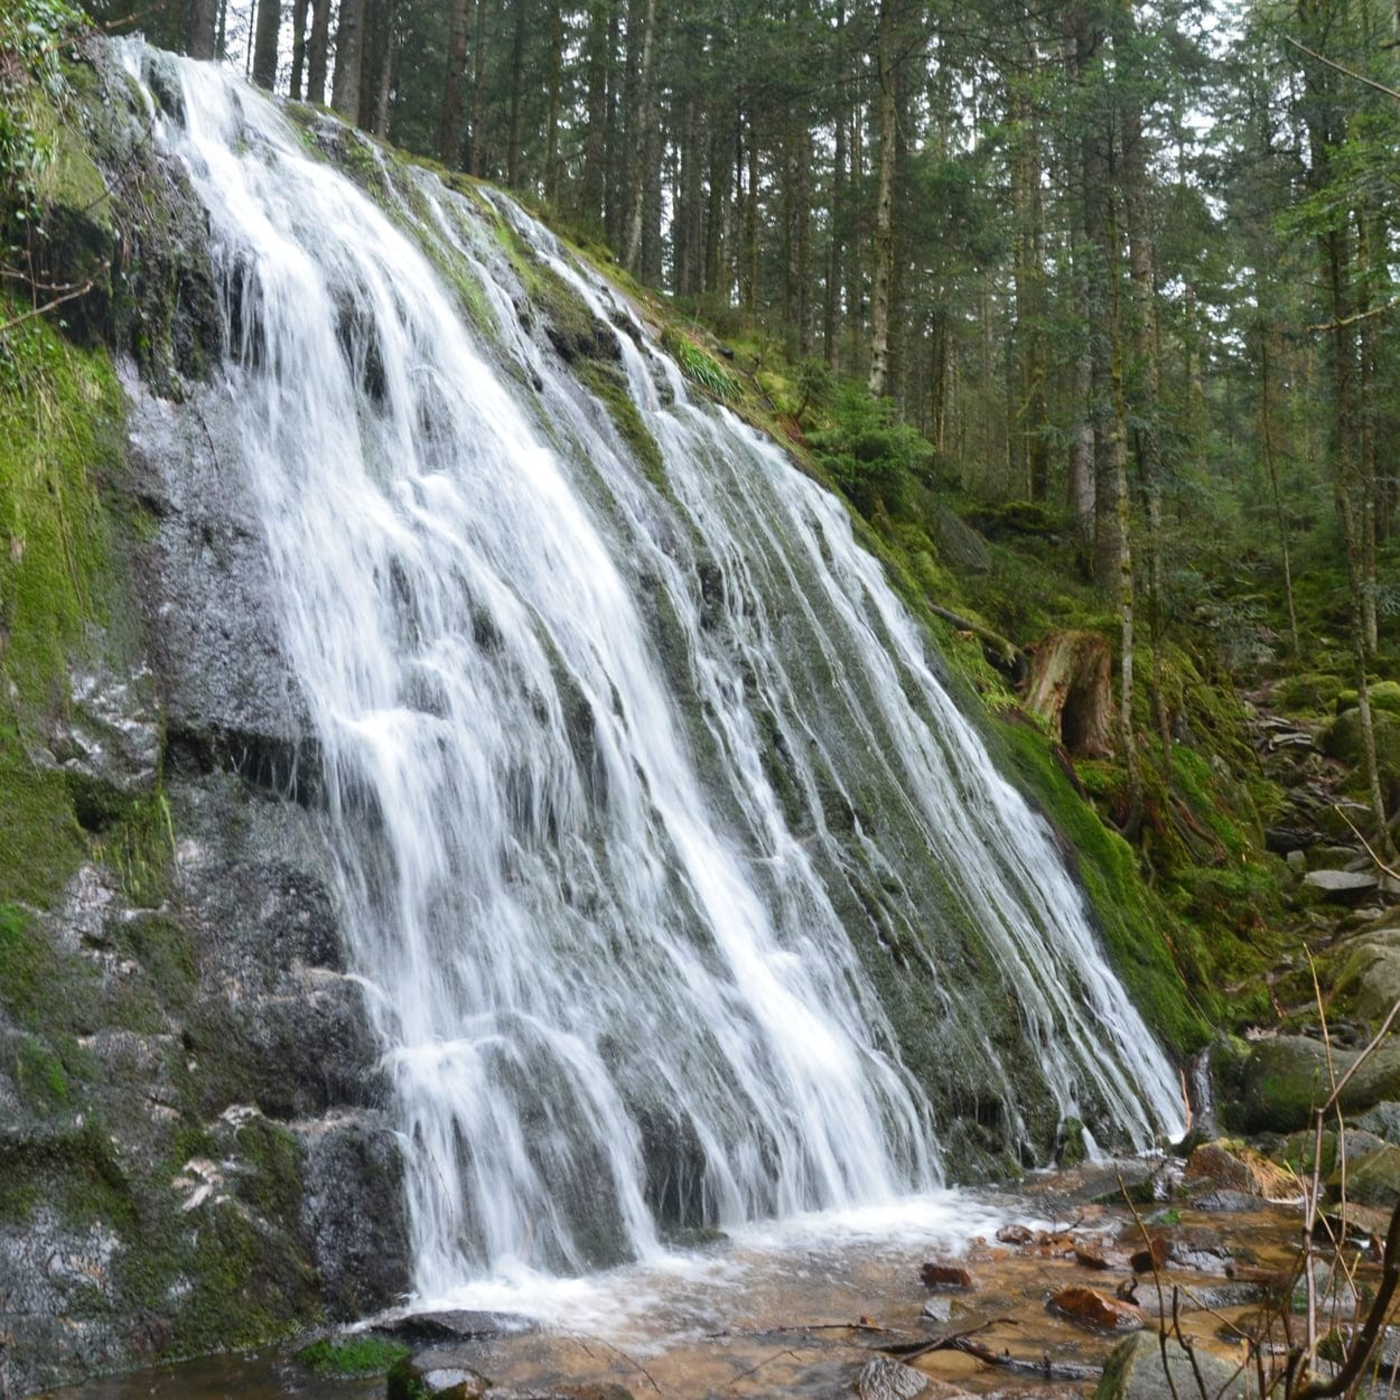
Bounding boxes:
[119,46,1183,1295]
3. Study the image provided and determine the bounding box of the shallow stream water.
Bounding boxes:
[44,1166,1312,1400]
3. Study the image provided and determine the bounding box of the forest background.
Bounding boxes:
[9,0,1400,1041]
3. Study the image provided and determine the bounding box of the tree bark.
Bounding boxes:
[331,0,365,118]
[289,0,310,97]
[439,0,473,166]
[508,0,530,190]
[469,0,489,175]
[1024,631,1115,759]
[306,0,330,102]
[868,0,897,398]
[623,0,657,273]
[190,0,218,59]
[252,0,280,89]
[581,0,610,226]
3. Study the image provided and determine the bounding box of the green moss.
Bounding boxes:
[989,714,1212,1056]
[95,790,177,906]
[574,356,667,493]
[297,1335,411,1377]
[23,85,111,227]
[0,297,124,908]
[1273,671,1346,714]
[1336,680,1400,717]
[14,1036,70,1106]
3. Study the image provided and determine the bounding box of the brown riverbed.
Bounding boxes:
[41,1162,1335,1400]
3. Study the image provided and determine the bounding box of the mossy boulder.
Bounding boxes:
[1320,707,1400,779]
[1221,1034,1400,1133]
[1336,681,1400,718]
[1331,1143,1400,1206]
[1325,924,1400,1026]
[1273,672,1347,715]
[297,1334,410,1377]
[1095,1332,1252,1400]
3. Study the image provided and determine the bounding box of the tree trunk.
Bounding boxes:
[289,0,310,97]
[1259,320,1301,658]
[603,0,623,244]
[508,0,530,190]
[306,0,330,103]
[439,0,473,166]
[331,0,364,118]
[1024,631,1115,759]
[623,0,657,273]
[581,0,609,226]
[867,0,896,398]
[190,0,218,58]
[469,0,489,175]
[824,2,846,368]
[742,114,758,311]
[252,0,280,89]
[368,0,395,136]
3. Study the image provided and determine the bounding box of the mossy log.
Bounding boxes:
[1023,630,1115,759]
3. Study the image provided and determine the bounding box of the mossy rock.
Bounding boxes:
[1221,1034,1400,1133]
[297,1334,410,1377]
[989,711,1211,1056]
[387,1355,489,1400]
[1323,925,1400,1026]
[1330,1143,1400,1206]
[1273,671,1347,715]
[1094,1332,1250,1400]
[1320,707,1400,777]
[1336,681,1400,717]
[961,499,1064,541]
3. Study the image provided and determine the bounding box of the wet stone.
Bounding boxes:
[1165,1227,1233,1273]
[1094,1332,1251,1400]
[921,1261,975,1289]
[921,1296,954,1322]
[1047,1286,1144,1333]
[858,1357,933,1400]
[1128,1238,1168,1274]
[1073,1241,1110,1270]
[382,1310,539,1343]
[387,1354,490,1400]
[1134,1281,1264,1316]
[1191,1190,1268,1212]
[1304,869,1380,903]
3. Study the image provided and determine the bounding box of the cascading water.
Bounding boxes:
[120,45,1184,1297]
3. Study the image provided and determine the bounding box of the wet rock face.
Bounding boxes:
[123,374,312,756]
[0,65,407,1396]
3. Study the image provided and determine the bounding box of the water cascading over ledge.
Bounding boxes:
[118,43,1183,1294]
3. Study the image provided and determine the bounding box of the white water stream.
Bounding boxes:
[120,46,1184,1299]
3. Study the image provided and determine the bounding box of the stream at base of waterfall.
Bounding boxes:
[46,1163,1309,1400]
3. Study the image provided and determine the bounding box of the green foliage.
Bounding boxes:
[807,385,930,521]
[0,0,87,246]
[674,338,739,401]
[297,1335,411,1377]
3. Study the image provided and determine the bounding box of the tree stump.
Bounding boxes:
[1023,631,1115,758]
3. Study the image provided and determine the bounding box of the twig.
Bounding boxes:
[1291,1199,1400,1400]
[562,1333,667,1397]
[1284,35,1400,105]
[0,280,96,336]
[1307,294,1400,334]
[723,1346,814,1391]
[883,1331,1100,1378]
[1336,804,1400,884]
[708,1321,905,1339]
[877,1317,1019,1363]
